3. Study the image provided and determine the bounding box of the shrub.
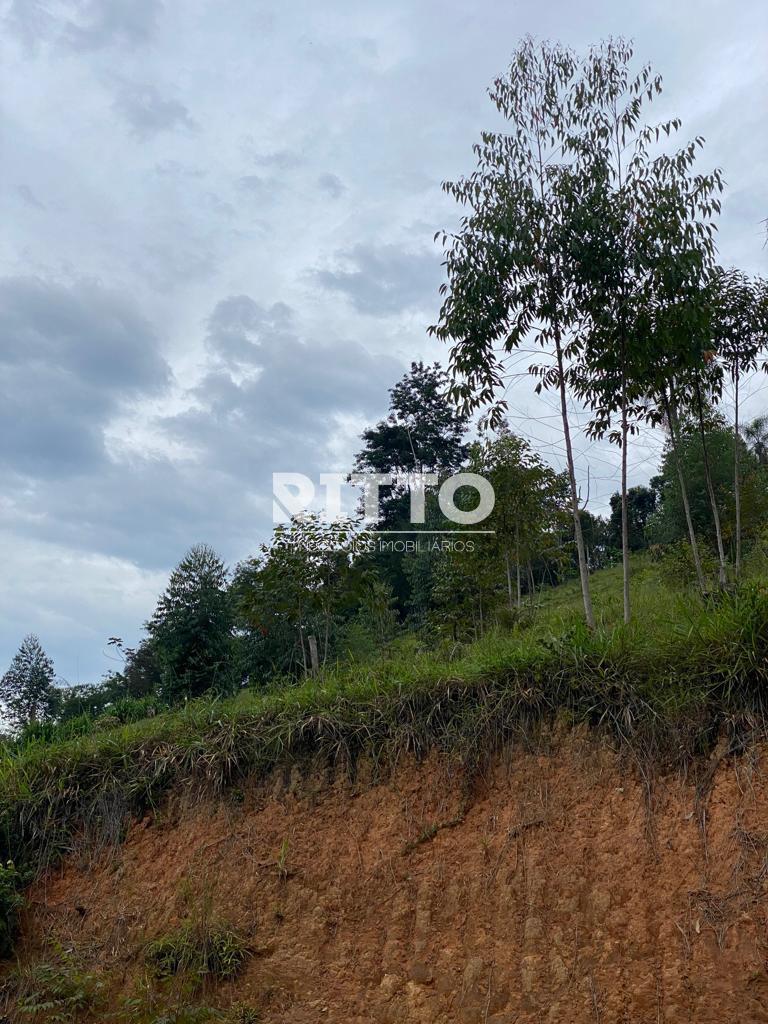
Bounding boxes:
[655,539,718,592]
[94,714,121,732]
[146,922,250,984]
[225,1005,261,1024]
[149,1010,221,1024]
[11,949,105,1020]
[110,695,162,724]
[19,714,95,746]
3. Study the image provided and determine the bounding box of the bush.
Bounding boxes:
[149,1010,221,1024]
[11,949,105,1020]
[655,539,718,592]
[225,1006,261,1024]
[110,695,162,723]
[19,713,95,747]
[146,922,250,984]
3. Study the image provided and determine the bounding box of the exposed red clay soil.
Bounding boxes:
[13,736,768,1022]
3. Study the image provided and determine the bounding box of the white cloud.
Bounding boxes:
[0,533,167,684]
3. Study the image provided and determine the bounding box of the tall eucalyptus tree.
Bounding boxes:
[430,38,597,627]
[568,39,723,619]
[712,269,768,576]
[431,36,725,622]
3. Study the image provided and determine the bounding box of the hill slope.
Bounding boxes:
[9,738,768,1023]
[4,558,768,1020]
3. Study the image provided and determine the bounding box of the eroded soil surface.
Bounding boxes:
[16,737,768,1022]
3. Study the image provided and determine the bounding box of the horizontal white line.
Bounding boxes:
[368,530,496,535]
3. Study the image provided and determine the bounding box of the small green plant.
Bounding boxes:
[115,980,220,1024]
[225,1005,261,1024]
[117,991,260,1024]
[149,1009,221,1024]
[146,922,250,985]
[13,948,105,1021]
[276,838,290,880]
[0,859,24,959]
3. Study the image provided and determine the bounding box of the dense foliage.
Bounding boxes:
[0,635,57,734]
[5,374,768,745]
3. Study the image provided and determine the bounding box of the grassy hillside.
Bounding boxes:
[2,555,768,893]
[4,555,768,1016]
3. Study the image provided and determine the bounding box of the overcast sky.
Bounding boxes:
[1,0,766,683]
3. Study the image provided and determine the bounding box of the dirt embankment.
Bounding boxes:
[16,737,768,1022]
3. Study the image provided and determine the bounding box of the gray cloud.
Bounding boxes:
[163,294,400,481]
[204,295,294,366]
[133,241,216,291]
[317,172,346,199]
[65,0,163,51]
[5,0,163,52]
[5,0,53,52]
[256,151,302,170]
[236,175,282,202]
[113,83,197,139]
[16,184,45,209]
[313,243,442,316]
[240,144,303,171]
[0,277,171,475]
[1,457,258,571]
[153,160,205,179]
[0,287,397,644]
[202,192,236,219]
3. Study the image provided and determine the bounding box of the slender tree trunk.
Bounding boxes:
[554,333,595,628]
[535,122,593,627]
[617,123,631,624]
[504,549,514,614]
[322,612,330,667]
[621,393,631,624]
[298,622,308,676]
[527,560,535,601]
[515,524,522,610]
[694,373,728,587]
[308,635,320,675]
[734,362,742,579]
[664,390,707,595]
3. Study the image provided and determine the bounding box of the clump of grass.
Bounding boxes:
[224,1005,261,1024]
[146,921,250,984]
[148,1012,221,1024]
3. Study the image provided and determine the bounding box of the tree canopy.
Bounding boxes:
[0,635,58,733]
